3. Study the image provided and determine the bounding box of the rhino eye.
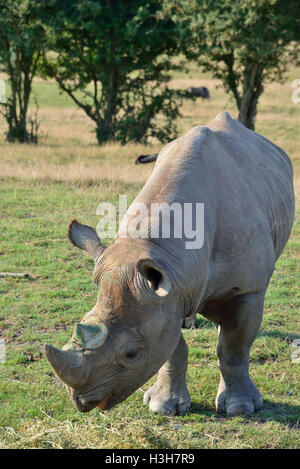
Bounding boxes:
[120,343,141,363]
[125,350,138,360]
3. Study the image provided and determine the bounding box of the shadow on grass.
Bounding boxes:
[258,330,300,343]
[190,400,300,425]
[190,402,216,417]
[248,400,300,426]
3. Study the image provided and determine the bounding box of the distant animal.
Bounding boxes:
[45,112,294,417]
[188,86,210,99]
[135,154,158,164]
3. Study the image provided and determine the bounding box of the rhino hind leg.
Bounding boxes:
[144,334,190,416]
[215,291,265,416]
[182,313,197,329]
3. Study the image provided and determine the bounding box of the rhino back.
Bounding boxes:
[127,112,295,303]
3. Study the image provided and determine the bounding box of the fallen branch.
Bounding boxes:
[0,272,31,279]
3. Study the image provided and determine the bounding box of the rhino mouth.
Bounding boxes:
[72,393,110,412]
[97,393,123,411]
[73,381,144,412]
[76,390,132,412]
[97,395,110,410]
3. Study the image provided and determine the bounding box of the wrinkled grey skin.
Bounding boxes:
[45,112,294,416]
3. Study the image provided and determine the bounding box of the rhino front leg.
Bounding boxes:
[216,291,265,416]
[144,333,191,416]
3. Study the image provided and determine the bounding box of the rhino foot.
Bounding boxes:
[215,292,266,417]
[215,384,263,417]
[144,381,191,416]
[144,334,190,416]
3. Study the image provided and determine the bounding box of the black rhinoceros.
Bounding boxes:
[45,112,294,416]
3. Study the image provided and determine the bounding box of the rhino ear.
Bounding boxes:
[68,219,105,263]
[137,258,171,297]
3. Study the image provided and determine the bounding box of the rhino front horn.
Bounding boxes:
[44,344,88,388]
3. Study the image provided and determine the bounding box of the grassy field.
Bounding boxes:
[0,61,299,449]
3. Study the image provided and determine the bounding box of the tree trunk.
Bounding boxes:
[103,66,117,143]
[96,49,118,144]
[6,58,36,143]
[238,63,264,131]
[238,94,259,131]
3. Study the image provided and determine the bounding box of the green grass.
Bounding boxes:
[0,61,299,449]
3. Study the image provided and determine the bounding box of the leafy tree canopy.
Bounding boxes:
[0,0,46,142]
[169,0,300,129]
[39,0,183,144]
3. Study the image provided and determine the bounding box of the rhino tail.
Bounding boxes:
[135,154,158,165]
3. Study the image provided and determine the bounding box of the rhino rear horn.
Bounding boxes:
[74,322,108,349]
[68,219,105,263]
[44,344,88,388]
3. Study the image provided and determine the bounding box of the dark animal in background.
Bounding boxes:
[135,154,158,164]
[188,86,210,99]
[134,86,210,165]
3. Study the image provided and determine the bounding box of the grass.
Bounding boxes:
[0,60,299,449]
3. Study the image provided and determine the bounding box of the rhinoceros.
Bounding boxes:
[45,112,294,416]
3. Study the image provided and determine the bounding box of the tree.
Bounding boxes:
[39,0,183,145]
[0,0,46,143]
[174,0,300,130]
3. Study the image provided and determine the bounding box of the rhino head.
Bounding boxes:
[44,220,182,412]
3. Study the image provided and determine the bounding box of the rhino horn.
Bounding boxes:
[44,344,88,387]
[73,322,108,349]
